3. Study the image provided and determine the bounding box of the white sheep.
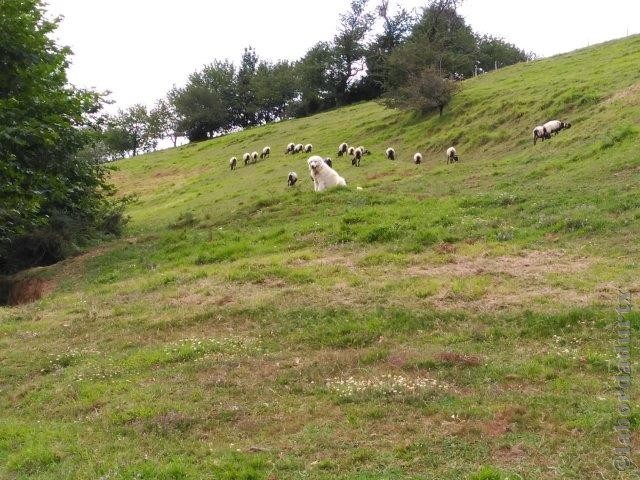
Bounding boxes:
[446,147,459,164]
[385,147,396,160]
[285,142,295,154]
[347,146,355,156]
[304,144,313,153]
[251,151,259,163]
[294,143,304,154]
[414,153,422,164]
[260,146,271,159]
[532,126,548,145]
[287,171,298,186]
[352,147,363,167]
[324,157,333,168]
[359,146,370,155]
[337,143,348,156]
[230,156,237,170]
[243,152,251,165]
[543,120,571,136]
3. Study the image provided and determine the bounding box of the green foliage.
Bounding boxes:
[0,0,126,273]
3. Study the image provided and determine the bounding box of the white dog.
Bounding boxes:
[307,155,346,192]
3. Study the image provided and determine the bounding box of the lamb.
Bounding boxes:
[308,156,346,192]
[294,143,304,154]
[260,146,271,159]
[304,144,313,153]
[324,157,333,168]
[337,143,348,157]
[385,147,396,160]
[532,126,549,145]
[230,156,237,170]
[414,153,422,164]
[543,120,571,136]
[446,147,459,164]
[352,147,363,167]
[285,142,295,154]
[243,152,251,165]
[287,171,298,186]
[251,151,259,163]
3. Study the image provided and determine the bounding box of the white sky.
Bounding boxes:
[46,0,640,112]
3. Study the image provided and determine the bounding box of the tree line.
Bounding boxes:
[98,0,532,158]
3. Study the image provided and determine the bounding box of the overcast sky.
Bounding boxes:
[46,0,640,112]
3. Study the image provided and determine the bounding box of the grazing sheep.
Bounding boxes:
[385,147,396,160]
[543,120,571,136]
[260,146,271,159]
[230,156,237,170]
[294,143,304,154]
[243,152,251,165]
[324,157,333,168]
[287,171,298,186]
[337,143,348,156]
[308,156,346,192]
[352,147,363,167]
[414,153,422,164]
[446,147,459,164]
[359,146,371,155]
[251,151,259,163]
[347,146,355,156]
[532,126,549,145]
[304,144,313,153]
[285,142,295,154]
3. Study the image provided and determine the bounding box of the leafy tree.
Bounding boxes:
[151,99,182,147]
[381,67,457,115]
[251,60,297,123]
[476,35,531,72]
[292,42,338,117]
[0,0,126,273]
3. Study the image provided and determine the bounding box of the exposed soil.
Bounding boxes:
[4,277,55,306]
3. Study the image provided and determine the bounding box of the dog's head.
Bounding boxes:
[308,156,325,176]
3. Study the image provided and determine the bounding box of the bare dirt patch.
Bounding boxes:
[406,250,590,280]
[5,277,55,306]
[434,352,483,367]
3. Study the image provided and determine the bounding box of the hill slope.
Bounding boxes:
[1,36,640,479]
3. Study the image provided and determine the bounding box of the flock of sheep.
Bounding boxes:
[227,118,571,192]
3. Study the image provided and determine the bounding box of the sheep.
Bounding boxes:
[243,152,251,165]
[337,143,348,156]
[251,151,259,163]
[385,147,396,160]
[285,142,295,154]
[532,126,549,145]
[324,157,333,168]
[230,156,237,170]
[304,144,313,153]
[413,153,422,164]
[446,147,459,164]
[260,146,271,159]
[294,143,304,154]
[359,146,371,155]
[347,146,355,156]
[543,120,571,136]
[287,171,298,186]
[352,147,363,167]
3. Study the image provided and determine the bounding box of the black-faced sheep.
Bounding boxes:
[385,147,396,160]
[260,146,271,159]
[543,120,571,136]
[359,146,371,155]
[304,144,313,153]
[337,143,348,156]
[243,153,251,165]
[446,147,459,164]
[347,146,355,156]
[288,171,298,186]
[324,157,333,168]
[414,153,422,164]
[352,147,363,167]
[251,151,259,163]
[294,143,304,154]
[230,156,237,170]
[285,142,295,154]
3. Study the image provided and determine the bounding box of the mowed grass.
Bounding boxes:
[2,36,640,479]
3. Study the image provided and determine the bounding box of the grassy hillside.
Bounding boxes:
[1,36,640,479]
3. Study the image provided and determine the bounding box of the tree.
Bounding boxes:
[476,35,531,72]
[381,68,458,115]
[331,0,375,104]
[151,99,182,147]
[0,0,126,273]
